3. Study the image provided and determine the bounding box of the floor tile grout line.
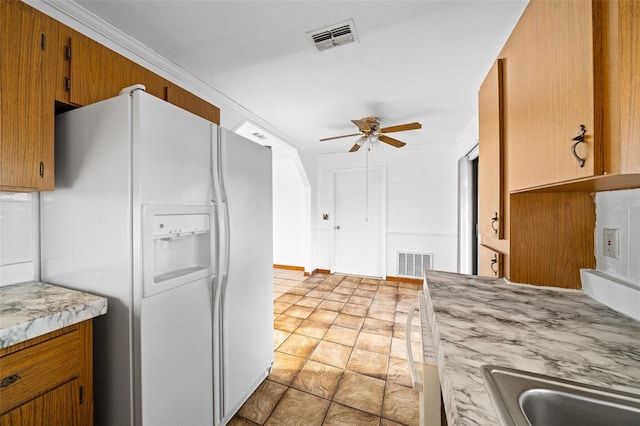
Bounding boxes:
[236,269,420,425]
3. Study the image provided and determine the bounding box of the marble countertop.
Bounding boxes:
[421,270,640,426]
[0,282,108,349]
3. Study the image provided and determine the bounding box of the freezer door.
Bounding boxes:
[218,129,274,422]
[133,90,213,206]
[140,276,214,426]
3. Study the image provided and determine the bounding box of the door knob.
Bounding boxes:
[335,225,341,230]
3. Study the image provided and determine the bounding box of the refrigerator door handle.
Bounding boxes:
[219,200,231,284]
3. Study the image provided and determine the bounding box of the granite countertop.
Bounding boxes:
[0,282,108,349]
[421,270,640,426]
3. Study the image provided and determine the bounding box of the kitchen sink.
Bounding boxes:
[481,365,640,426]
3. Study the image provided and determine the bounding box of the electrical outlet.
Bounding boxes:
[603,228,619,259]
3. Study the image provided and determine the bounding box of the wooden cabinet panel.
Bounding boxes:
[505,0,601,191]
[0,322,93,426]
[0,380,80,426]
[510,192,595,289]
[68,31,220,123]
[166,83,221,124]
[68,31,126,106]
[613,0,640,174]
[478,59,505,243]
[0,0,52,191]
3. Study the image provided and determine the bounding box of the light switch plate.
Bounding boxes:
[603,228,619,259]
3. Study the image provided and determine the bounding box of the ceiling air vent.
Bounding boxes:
[307,19,358,52]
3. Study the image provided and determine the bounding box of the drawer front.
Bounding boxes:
[0,329,81,414]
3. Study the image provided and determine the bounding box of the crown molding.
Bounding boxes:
[27,1,275,132]
[36,0,199,90]
[25,0,308,159]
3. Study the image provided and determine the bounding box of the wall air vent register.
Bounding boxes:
[397,251,433,279]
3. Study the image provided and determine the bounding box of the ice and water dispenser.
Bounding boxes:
[142,205,215,297]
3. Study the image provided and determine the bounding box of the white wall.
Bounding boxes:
[314,143,459,277]
[594,188,640,284]
[272,157,306,267]
[456,115,479,158]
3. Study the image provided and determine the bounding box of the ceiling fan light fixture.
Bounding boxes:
[356,136,367,146]
[369,134,380,147]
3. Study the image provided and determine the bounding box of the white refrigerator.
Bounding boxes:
[40,89,273,426]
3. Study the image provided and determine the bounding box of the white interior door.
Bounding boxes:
[333,167,385,277]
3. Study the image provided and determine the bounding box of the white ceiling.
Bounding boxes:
[74,0,528,156]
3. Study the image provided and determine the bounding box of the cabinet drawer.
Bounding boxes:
[0,328,81,414]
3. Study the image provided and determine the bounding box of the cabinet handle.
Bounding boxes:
[491,212,499,234]
[39,161,44,177]
[0,374,20,388]
[64,77,71,92]
[571,125,586,167]
[490,254,498,276]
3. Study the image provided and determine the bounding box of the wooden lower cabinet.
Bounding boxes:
[0,322,93,426]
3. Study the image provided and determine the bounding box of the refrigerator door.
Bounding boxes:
[140,276,214,426]
[133,90,213,206]
[218,128,273,422]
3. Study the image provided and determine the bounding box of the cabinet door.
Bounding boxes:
[505,0,602,190]
[0,380,80,426]
[68,30,126,106]
[0,0,50,191]
[478,59,505,242]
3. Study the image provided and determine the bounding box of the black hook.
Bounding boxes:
[490,254,498,276]
[491,212,499,234]
[571,125,586,167]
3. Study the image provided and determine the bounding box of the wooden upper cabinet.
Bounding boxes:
[165,83,221,124]
[504,0,601,191]
[68,32,220,123]
[0,0,53,191]
[478,59,505,243]
[68,30,126,106]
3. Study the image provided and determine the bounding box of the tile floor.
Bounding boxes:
[230,268,423,426]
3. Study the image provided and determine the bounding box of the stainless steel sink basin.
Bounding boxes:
[481,365,640,426]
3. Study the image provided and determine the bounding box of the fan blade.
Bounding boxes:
[379,122,422,133]
[351,119,372,133]
[349,143,361,152]
[319,132,362,142]
[379,134,406,148]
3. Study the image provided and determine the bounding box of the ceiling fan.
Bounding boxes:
[320,117,422,152]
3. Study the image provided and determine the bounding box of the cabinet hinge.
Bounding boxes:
[64,45,71,61]
[79,386,84,405]
[40,34,46,50]
[39,162,44,178]
[64,77,71,92]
